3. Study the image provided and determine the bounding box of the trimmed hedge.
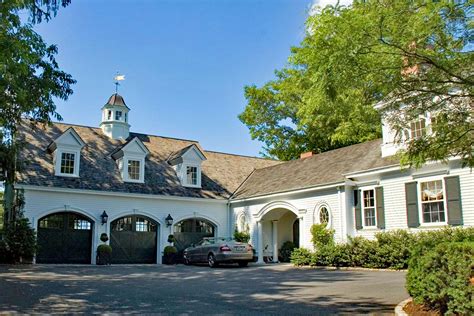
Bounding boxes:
[406,242,474,315]
[290,227,474,270]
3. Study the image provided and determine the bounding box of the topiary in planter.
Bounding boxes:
[96,244,112,265]
[163,245,177,265]
[100,233,109,243]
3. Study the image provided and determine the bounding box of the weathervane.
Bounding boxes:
[113,72,125,93]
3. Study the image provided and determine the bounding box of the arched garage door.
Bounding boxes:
[110,215,158,264]
[174,218,216,257]
[37,212,93,264]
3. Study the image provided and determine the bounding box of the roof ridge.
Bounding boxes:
[204,150,278,161]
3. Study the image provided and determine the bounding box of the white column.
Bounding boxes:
[272,220,279,263]
[298,216,304,249]
[257,220,264,264]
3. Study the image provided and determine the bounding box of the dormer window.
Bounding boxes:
[111,137,149,184]
[128,160,141,181]
[186,165,198,186]
[60,152,76,175]
[410,118,426,139]
[115,111,123,121]
[168,144,206,188]
[48,128,85,178]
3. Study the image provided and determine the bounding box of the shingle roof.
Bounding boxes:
[231,139,398,199]
[104,93,129,109]
[17,121,280,199]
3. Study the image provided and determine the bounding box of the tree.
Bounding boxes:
[240,0,473,166]
[0,0,75,225]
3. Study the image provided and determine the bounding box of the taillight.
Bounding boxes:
[220,245,231,252]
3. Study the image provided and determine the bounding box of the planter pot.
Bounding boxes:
[97,252,112,265]
[163,253,176,265]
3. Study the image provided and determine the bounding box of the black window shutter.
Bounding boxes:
[354,189,363,230]
[445,176,463,226]
[405,182,420,228]
[375,187,385,229]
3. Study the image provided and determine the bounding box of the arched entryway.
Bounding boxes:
[37,212,93,264]
[173,218,216,260]
[110,215,158,264]
[256,202,301,263]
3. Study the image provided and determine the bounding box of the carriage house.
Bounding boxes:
[16,93,473,264]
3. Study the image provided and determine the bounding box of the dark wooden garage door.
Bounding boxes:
[110,215,157,264]
[37,212,93,264]
[174,218,215,261]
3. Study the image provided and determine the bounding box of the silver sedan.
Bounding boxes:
[183,237,254,268]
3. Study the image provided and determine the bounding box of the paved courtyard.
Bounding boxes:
[0,264,407,315]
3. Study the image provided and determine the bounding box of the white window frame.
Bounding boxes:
[55,149,81,178]
[182,163,201,188]
[417,176,448,227]
[115,110,123,121]
[121,156,145,183]
[362,187,377,229]
[314,204,331,229]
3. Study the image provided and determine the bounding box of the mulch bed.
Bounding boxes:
[403,301,442,316]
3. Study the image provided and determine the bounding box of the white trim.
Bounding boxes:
[55,149,81,178]
[313,202,332,229]
[361,187,377,229]
[123,157,145,183]
[17,185,228,203]
[253,201,299,221]
[230,182,345,203]
[417,176,448,227]
[182,163,201,188]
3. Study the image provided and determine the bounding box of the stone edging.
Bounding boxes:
[294,265,407,272]
[395,298,412,316]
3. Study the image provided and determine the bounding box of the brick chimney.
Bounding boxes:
[300,151,314,159]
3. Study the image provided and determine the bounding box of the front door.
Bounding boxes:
[37,212,93,264]
[110,215,158,264]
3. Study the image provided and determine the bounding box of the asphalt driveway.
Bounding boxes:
[0,263,407,315]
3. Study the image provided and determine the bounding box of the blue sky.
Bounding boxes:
[33,0,315,157]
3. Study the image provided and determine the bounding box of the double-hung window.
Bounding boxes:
[127,160,141,181]
[420,180,445,224]
[60,152,76,175]
[363,189,376,227]
[410,118,426,139]
[186,166,198,186]
[115,110,122,121]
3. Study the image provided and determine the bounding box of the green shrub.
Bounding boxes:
[100,233,109,243]
[233,229,250,243]
[290,248,312,266]
[406,242,474,315]
[279,241,296,262]
[163,245,177,255]
[167,234,176,243]
[310,224,335,249]
[347,236,377,268]
[97,244,112,255]
[0,218,37,263]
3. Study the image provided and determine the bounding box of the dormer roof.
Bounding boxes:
[111,136,150,160]
[167,144,207,166]
[47,127,86,152]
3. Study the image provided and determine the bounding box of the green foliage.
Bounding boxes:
[163,245,177,255]
[240,1,473,167]
[290,248,312,266]
[167,234,176,243]
[406,242,474,315]
[0,217,37,263]
[310,224,335,249]
[233,229,250,243]
[279,241,296,262]
[97,244,112,255]
[100,233,109,243]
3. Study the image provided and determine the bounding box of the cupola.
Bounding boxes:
[100,93,131,140]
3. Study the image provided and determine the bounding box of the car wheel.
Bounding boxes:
[208,254,218,268]
[238,261,248,267]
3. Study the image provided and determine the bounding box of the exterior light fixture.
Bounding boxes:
[101,211,109,225]
[165,214,174,227]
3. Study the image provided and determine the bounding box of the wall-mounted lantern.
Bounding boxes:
[165,214,173,227]
[101,211,109,225]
